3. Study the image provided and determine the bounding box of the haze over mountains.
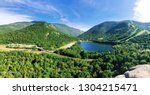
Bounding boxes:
[52,24,83,37]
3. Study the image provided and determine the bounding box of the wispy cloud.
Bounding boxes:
[134,0,150,22]
[0,9,32,25]
[0,0,64,24]
[24,0,62,15]
[72,10,81,19]
[2,0,62,16]
[0,0,93,30]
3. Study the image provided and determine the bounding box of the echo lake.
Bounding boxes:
[79,42,113,53]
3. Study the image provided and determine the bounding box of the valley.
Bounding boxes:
[0,41,77,56]
[0,20,150,78]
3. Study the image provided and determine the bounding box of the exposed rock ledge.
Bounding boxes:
[116,64,150,78]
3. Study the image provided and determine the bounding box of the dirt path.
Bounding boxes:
[58,41,77,50]
[0,42,76,52]
[142,49,150,52]
[0,42,93,61]
[0,44,30,51]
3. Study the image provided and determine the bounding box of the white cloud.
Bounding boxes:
[1,0,62,16]
[0,0,62,24]
[134,0,150,22]
[24,0,61,15]
[0,9,32,25]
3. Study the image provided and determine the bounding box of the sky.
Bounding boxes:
[0,0,150,31]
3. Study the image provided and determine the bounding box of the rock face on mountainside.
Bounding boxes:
[116,64,150,78]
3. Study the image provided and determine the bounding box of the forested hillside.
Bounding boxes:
[0,22,77,50]
[0,43,150,78]
[0,22,33,34]
[79,20,150,43]
[53,23,83,37]
[0,20,150,78]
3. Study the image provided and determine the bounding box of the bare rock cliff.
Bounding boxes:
[116,64,150,78]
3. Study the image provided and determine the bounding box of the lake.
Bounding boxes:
[79,42,113,53]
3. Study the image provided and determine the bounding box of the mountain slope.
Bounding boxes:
[134,21,150,30]
[0,22,33,34]
[52,23,84,37]
[0,21,83,37]
[79,21,118,40]
[0,22,77,50]
[79,20,150,42]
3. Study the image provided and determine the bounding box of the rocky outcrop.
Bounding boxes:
[116,64,150,78]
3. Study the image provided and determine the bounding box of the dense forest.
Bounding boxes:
[0,21,150,78]
[0,43,149,78]
[0,22,77,50]
[79,20,150,43]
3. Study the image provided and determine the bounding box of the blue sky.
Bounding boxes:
[0,0,150,31]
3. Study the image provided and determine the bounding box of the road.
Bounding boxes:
[0,42,76,52]
[0,41,93,61]
[58,41,76,50]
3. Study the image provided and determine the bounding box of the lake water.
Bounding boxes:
[79,42,113,53]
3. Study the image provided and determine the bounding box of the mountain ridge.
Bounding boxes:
[0,21,83,37]
[51,23,84,37]
[79,20,150,43]
[0,21,77,50]
[0,22,33,34]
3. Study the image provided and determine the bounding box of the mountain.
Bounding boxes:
[79,20,150,42]
[51,23,84,37]
[134,21,150,30]
[0,22,77,50]
[0,21,83,37]
[0,22,33,34]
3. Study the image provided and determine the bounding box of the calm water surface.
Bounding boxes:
[79,42,113,53]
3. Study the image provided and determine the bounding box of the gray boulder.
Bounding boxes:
[116,64,150,78]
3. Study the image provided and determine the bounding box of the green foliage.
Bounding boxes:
[0,22,33,34]
[0,51,113,78]
[55,43,150,77]
[55,44,83,58]
[0,22,77,50]
[79,20,150,43]
[130,34,150,44]
[0,21,150,78]
[55,44,101,59]
[53,24,84,37]
[0,42,149,78]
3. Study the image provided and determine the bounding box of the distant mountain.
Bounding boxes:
[79,20,150,42]
[0,22,77,50]
[0,22,33,34]
[0,21,83,37]
[52,23,84,37]
[134,21,150,30]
